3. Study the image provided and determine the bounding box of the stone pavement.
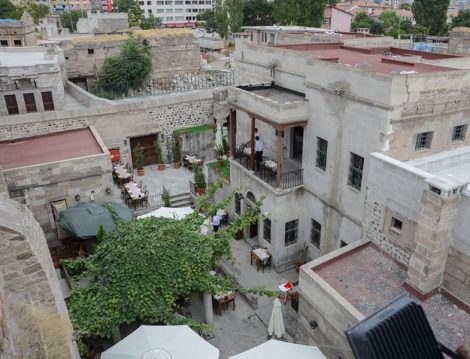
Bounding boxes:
[133,164,193,197]
[186,238,300,358]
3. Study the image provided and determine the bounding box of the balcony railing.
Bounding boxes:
[233,150,303,190]
[122,193,163,213]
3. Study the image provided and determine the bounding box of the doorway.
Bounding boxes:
[246,192,258,239]
[292,126,304,160]
[129,134,158,167]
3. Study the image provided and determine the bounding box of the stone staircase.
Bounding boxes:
[170,192,193,208]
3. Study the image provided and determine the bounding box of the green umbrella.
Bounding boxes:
[59,202,132,239]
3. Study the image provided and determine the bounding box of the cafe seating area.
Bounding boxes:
[183,153,204,169]
[113,163,149,210]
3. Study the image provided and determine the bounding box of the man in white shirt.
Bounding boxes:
[212,213,222,232]
[255,136,263,171]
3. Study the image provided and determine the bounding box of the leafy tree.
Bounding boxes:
[112,0,136,13]
[197,9,217,33]
[140,14,161,29]
[297,0,328,27]
[99,33,152,95]
[214,1,229,38]
[327,0,339,5]
[401,3,411,10]
[412,0,450,35]
[128,3,142,27]
[226,0,244,33]
[273,0,299,25]
[60,10,84,32]
[379,10,399,29]
[64,184,266,338]
[243,0,273,26]
[351,12,385,34]
[0,0,20,19]
[452,10,470,28]
[15,1,50,23]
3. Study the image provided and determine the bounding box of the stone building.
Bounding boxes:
[225,30,470,270]
[63,28,201,88]
[0,195,79,358]
[0,46,66,116]
[0,12,37,47]
[76,11,129,35]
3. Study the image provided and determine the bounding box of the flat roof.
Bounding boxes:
[0,50,57,68]
[273,44,458,75]
[314,243,470,351]
[245,87,305,104]
[0,128,104,169]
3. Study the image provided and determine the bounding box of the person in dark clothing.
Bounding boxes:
[255,136,263,171]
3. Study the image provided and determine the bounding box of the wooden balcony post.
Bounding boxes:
[276,129,282,188]
[229,109,237,157]
[250,116,256,171]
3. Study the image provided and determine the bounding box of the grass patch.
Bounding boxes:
[207,160,230,180]
[174,124,212,136]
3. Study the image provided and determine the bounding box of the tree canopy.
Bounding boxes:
[215,1,229,38]
[140,14,162,29]
[0,0,49,23]
[452,10,470,28]
[60,10,85,32]
[227,0,245,33]
[0,0,20,19]
[196,9,218,33]
[412,0,450,35]
[64,186,263,338]
[296,0,328,27]
[351,12,385,34]
[243,0,273,26]
[112,0,137,13]
[273,0,299,25]
[97,33,152,97]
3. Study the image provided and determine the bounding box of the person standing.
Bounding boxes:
[212,213,222,232]
[255,136,263,171]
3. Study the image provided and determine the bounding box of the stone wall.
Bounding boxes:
[0,198,78,358]
[449,27,470,55]
[443,246,470,304]
[3,152,113,247]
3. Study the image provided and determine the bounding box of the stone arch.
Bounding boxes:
[246,191,257,204]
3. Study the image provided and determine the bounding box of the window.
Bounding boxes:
[175,8,183,12]
[316,137,328,171]
[235,193,241,215]
[0,40,8,46]
[310,219,321,248]
[452,125,467,142]
[23,93,37,113]
[13,39,21,46]
[166,16,173,20]
[415,131,433,151]
[41,91,55,111]
[348,153,364,191]
[175,16,184,20]
[165,8,173,12]
[390,217,403,234]
[4,95,19,115]
[87,48,94,54]
[147,0,151,4]
[263,218,271,243]
[157,8,164,12]
[175,0,183,3]
[284,219,298,246]
[157,0,163,3]
[323,18,331,25]
[148,9,152,13]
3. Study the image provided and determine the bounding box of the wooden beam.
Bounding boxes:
[250,116,255,171]
[276,130,282,188]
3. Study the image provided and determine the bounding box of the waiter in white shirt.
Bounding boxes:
[255,136,263,171]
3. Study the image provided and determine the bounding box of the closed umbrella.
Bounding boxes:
[268,298,285,339]
[228,340,326,359]
[101,325,219,359]
[214,121,223,149]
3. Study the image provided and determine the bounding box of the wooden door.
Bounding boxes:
[249,220,258,239]
[293,126,304,159]
[130,134,158,167]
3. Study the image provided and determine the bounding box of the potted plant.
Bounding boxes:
[214,144,225,167]
[172,138,181,169]
[193,164,206,195]
[134,144,145,176]
[154,140,165,171]
[295,243,308,273]
[162,188,171,207]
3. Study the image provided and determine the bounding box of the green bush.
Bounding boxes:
[134,143,144,169]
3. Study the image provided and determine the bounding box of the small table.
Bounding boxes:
[124,182,147,210]
[250,248,272,272]
[114,165,132,185]
[243,147,252,156]
[213,291,236,316]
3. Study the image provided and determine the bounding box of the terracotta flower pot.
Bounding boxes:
[137,168,144,176]
[173,162,181,169]
[158,163,166,171]
[196,186,206,195]
[217,159,224,167]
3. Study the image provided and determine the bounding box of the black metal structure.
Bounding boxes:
[345,294,460,359]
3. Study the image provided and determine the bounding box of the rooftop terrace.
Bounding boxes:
[0,128,104,169]
[273,44,459,75]
[314,243,470,351]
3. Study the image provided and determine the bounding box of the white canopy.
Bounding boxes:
[229,340,326,359]
[137,206,194,220]
[101,325,219,359]
[268,298,285,338]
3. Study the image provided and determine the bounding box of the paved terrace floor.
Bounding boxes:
[315,244,470,351]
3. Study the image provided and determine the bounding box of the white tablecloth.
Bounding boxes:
[114,165,131,179]
[263,160,277,170]
[253,248,270,261]
[243,147,252,155]
[213,291,234,300]
[125,182,145,200]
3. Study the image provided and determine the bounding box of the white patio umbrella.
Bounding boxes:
[268,298,285,339]
[214,121,223,149]
[101,325,219,359]
[228,340,326,359]
[137,206,194,220]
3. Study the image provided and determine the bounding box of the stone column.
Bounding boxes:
[405,177,463,296]
[203,293,213,324]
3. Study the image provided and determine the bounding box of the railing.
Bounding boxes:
[189,179,196,197]
[90,70,235,99]
[122,193,163,212]
[233,149,303,190]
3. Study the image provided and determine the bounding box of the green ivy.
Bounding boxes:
[66,183,267,339]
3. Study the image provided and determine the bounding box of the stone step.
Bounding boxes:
[170,192,193,208]
[170,192,192,201]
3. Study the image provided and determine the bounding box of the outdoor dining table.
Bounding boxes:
[124,181,147,210]
[250,248,272,272]
[243,147,251,156]
[114,164,132,184]
[213,291,236,316]
[184,155,203,169]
